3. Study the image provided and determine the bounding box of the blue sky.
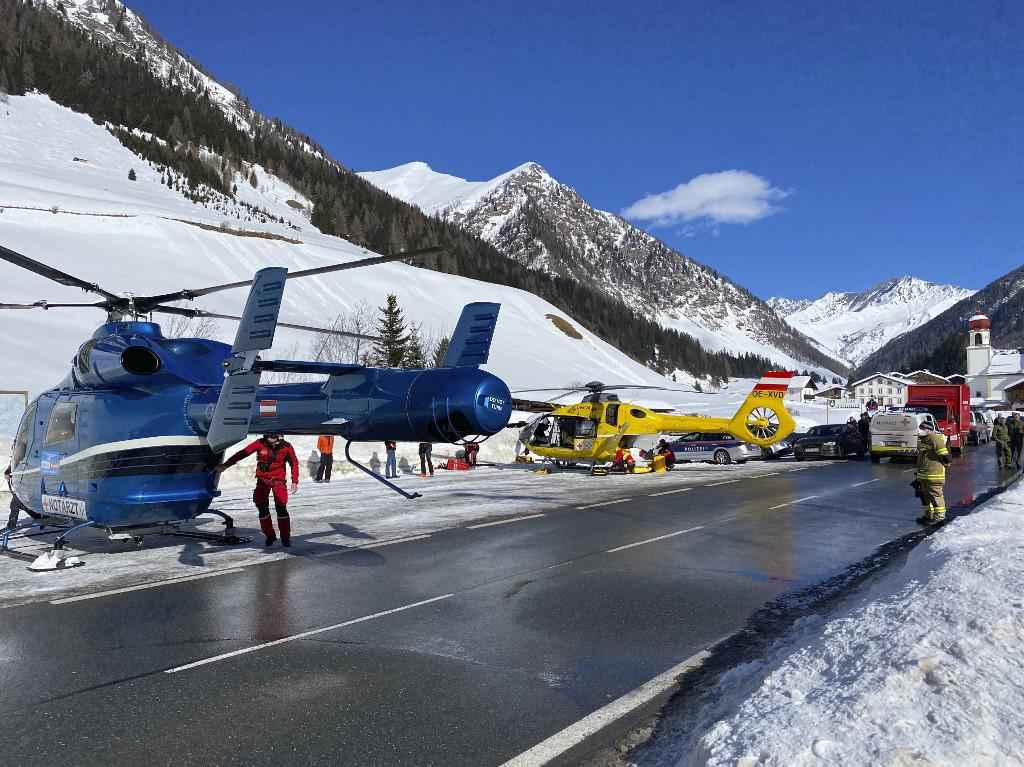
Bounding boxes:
[129,0,1023,299]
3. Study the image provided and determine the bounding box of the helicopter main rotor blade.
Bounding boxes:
[135,246,442,311]
[152,305,381,342]
[0,300,107,309]
[0,244,121,302]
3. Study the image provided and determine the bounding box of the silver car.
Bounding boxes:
[969,409,992,445]
[667,432,761,464]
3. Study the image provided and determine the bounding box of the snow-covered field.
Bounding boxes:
[0,93,700,436]
[636,481,1024,767]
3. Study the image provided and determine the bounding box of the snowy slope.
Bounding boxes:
[642,482,1024,767]
[769,277,975,366]
[360,162,845,379]
[0,94,681,435]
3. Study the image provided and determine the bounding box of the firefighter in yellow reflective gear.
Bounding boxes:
[914,419,952,525]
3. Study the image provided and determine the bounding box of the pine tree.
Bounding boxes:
[432,336,450,368]
[249,169,258,188]
[404,325,426,369]
[128,168,136,181]
[372,294,409,367]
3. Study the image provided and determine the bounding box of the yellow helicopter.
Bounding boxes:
[511,372,797,468]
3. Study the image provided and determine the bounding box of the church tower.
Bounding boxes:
[966,311,991,380]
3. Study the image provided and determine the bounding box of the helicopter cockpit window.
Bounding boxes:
[12,403,37,465]
[605,403,620,426]
[45,401,78,445]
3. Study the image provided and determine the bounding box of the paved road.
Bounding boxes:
[1,448,1012,766]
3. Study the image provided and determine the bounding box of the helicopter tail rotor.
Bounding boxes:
[726,372,797,448]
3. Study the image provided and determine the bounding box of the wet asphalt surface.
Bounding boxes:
[0,447,1013,766]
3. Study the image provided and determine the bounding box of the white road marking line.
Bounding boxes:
[706,479,739,486]
[647,487,693,497]
[362,534,433,549]
[577,498,632,510]
[468,514,546,529]
[165,593,454,674]
[769,495,819,510]
[788,467,810,472]
[313,534,432,557]
[606,526,704,553]
[750,472,781,478]
[499,648,712,767]
[903,469,917,474]
[50,568,245,605]
[852,478,881,487]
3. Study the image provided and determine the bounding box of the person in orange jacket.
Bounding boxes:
[215,433,299,546]
[315,434,335,483]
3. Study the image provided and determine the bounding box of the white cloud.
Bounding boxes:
[622,170,789,227]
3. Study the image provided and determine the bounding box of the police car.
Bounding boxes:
[666,432,760,464]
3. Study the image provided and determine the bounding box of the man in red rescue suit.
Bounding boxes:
[215,433,299,546]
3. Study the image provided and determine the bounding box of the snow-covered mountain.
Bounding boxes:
[768,277,975,366]
[360,162,845,377]
[38,0,331,159]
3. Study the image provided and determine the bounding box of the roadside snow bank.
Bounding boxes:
[678,482,1024,767]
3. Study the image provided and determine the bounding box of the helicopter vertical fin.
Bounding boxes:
[230,267,288,352]
[206,267,288,451]
[725,371,797,447]
[441,302,500,368]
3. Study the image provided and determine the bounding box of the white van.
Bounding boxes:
[870,411,938,463]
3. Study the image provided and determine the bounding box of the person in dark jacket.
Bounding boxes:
[993,416,1011,468]
[215,433,299,546]
[858,413,871,445]
[1009,414,1023,469]
[418,442,434,477]
[384,440,398,479]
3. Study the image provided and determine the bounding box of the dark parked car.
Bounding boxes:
[794,424,865,460]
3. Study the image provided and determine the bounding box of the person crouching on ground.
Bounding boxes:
[612,443,636,473]
[315,434,335,482]
[465,441,480,467]
[656,439,676,470]
[215,432,299,546]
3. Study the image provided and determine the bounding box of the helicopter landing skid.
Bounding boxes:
[164,510,252,546]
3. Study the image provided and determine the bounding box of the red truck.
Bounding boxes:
[904,384,971,455]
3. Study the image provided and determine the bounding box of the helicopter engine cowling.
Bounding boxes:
[73,334,167,389]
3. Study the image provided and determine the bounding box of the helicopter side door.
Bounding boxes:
[38,394,88,521]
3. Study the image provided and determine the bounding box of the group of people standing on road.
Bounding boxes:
[992,413,1024,470]
[218,434,485,546]
[910,410,1022,528]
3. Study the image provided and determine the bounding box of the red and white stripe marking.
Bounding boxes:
[258,400,278,417]
[753,370,795,392]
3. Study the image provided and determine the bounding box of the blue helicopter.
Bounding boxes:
[1,244,513,569]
